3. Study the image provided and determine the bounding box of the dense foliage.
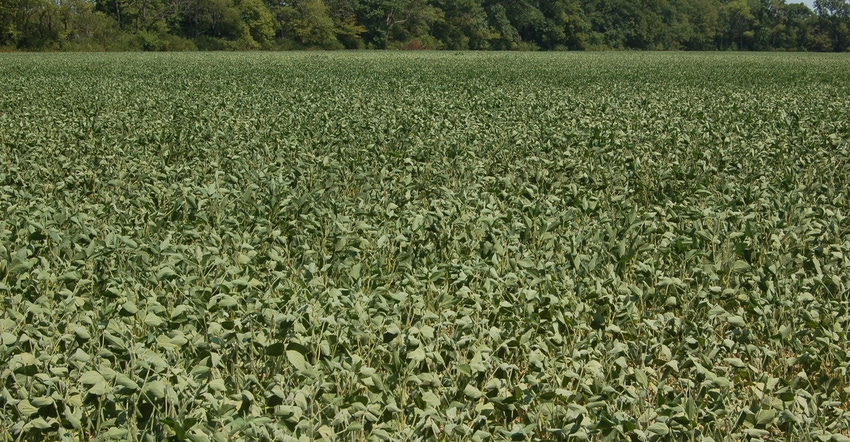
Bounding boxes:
[1,0,850,51]
[1,52,850,441]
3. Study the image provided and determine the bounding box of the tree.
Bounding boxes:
[276,0,339,48]
[781,2,816,49]
[238,0,276,45]
[540,0,588,49]
[325,0,366,48]
[358,0,442,47]
[178,0,244,40]
[484,3,519,49]
[662,0,710,49]
[2,0,62,48]
[58,0,118,46]
[723,0,756,49]
[432,0,492,49]
[0,0,18,46]
[814,0,850,50]
[581,0,664,49]
[500,0,548,47]
[815,0,850,17]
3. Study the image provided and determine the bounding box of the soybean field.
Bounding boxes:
[1,52,849,441]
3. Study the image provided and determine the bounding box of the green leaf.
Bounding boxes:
[797,292,815,303]
[647,422,669,435]
[16,399,39,416]
[88,381,110,396]
[0,332,16,346]
[217,295,237,308]
[7,253,35,275]
[755,409,776,426]
[28,417,55,430]
[727,315,747,328]
[744,428,770,438]
[120,301,138,316]
[11,352,38,375]
[464,384,483,399]
[517,258,535,269]
[725,357,746,369]
[79,371,105,385]
[665,360,679,372]
[286,350,310,372]
[208,379,226,393]
[317,425,335,441]
[634,368,648,386]
[187,431,212,442]
[266,342,286,357]
[348,263,362,279]
[388,292,408,302]
[105,428,129,439]
[115,374,139,391]
[31,396,54,407]
[421,391,440,409]
[143,380,166,399]
[144,312,164,327]
[63,406,82,429]
[73,326,91,341]
[407,346,426,362]
[731,260,751,272]
[156,267,177,281]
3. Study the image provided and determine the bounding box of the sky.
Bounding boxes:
[787,0,817,9]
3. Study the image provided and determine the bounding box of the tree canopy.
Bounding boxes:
[1,0,848,51]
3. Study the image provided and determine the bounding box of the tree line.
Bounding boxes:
[1,0,849,51]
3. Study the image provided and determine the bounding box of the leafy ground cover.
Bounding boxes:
[1,52,849,441]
